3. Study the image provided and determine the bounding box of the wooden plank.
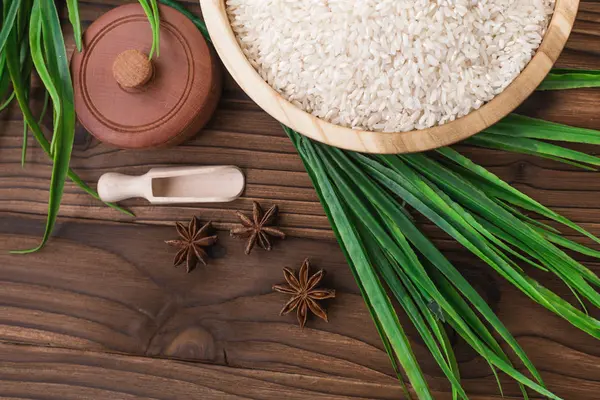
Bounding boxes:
[0,342,543,400]
[0,341,598,400]
[0,214,599,399]
[0,343,401,400]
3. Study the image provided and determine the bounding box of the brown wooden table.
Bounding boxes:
[1,1,599,399]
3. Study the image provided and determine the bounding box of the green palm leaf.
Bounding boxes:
[5,0,133,254]
[467,134,599,170]
[296,134,435,400]
[437,146,600,247]
[0,0,169,251]
[11,0,76,254]
[486,114,600,144]
[0,0,22,55]
[539,69,600,91]
[308,136,560,398]
[66,0,82,51]
[138,0,160,59]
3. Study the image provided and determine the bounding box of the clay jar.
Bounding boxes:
[71,4,222,149]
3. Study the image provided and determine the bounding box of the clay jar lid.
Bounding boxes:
[71,3,221,149]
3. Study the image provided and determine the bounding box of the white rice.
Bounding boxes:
[226,0,555,132]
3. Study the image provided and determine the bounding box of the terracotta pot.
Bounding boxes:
[71,3,222,149]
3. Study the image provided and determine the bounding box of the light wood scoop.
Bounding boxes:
[98,166,245,204]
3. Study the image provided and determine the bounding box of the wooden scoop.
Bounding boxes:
[98,166,245,204]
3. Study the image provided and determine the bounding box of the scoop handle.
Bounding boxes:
[97,172,150,203]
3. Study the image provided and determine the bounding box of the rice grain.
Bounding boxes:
[226,0,555,133]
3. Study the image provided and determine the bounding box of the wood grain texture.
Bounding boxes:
[201,0,579,154]
[0,214,599,399]
[1,342,565,400]
[0,0,599,399]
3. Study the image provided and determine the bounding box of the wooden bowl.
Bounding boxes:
[200,0,578,154]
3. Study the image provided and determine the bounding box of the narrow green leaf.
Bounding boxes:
[6,23,130,219]
[10,0,75,253]
[494,199,561,235]
[473,217,548,272]
[38,88,49,124]
[321,145,538,385]
[322,146,556,397]
[0,0,22,55]
[138,0,158,59]
[438,146,600,247]
[16,0,34,38]
[150,0,160,57]
[38,0,64,156]
[66,0,82,51]
[0,91,15,110]
[296,134,434,399]
[0,53,12,101]
[339,227,414,399]
[0,90,13,111]
[401,153,600,322]
[30,0,62,155]
[539,69,600,91]
[22,113,28,166]
[287,128,575,399]
[361,232,466,399]
[21,88,49,167]
[485,114,600,145]
[0,53,15,109]
[426,265,511,399]
[374,154,547,274]
[445,312,558,399]
[354,154,548,392]
[455,176,600,292]
[287,126,413,399]
[531,224,600,261]
[469,133,600,169]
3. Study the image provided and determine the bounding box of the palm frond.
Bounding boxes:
[286,126,580,400]
[539,69,600,91]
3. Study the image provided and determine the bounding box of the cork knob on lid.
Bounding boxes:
[112,49,153,89]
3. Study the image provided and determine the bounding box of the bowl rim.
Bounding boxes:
[200,0,579,154]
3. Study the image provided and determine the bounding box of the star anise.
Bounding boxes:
[272,258,336,328]
[165,217,218,273]
[230,201,286,254]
